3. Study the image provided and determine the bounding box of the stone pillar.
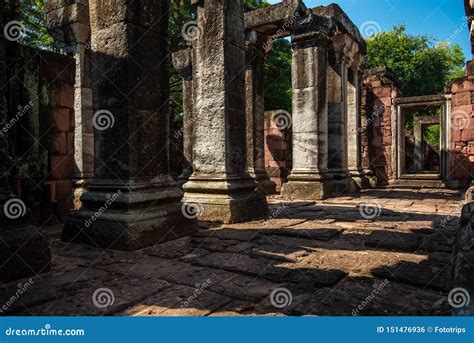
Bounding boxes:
[413,120,423,172]
[45,0,94,209]
[182,0,268,223]
[347,54,371,188]
[172,48,194,185]
[62,0,198,250]
[281,14,336,200]
[0,0,51,282]
[326,33,355,194]
[245,30,277,195]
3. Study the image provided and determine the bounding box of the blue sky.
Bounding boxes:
[268,0,471,60]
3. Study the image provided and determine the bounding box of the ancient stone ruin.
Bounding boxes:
[0,0,473,316]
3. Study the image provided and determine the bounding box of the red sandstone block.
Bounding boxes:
[452,129,462,141]
[462,129,474,142]
[451,81,466,94]
[69,109,75,132]
[383,135,392,145]
[453,104,474,117]
[50,108,70,132]
[374,87,392,98]
[40,55,75,84]
[51,82,74,108]
[66,132,74,153]
[48,132,67,155]
[50,154,73,180]
[453,92,471,106]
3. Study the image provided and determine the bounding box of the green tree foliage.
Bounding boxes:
[264,39,292,112]
[366,25,465,96]
[19,0,57,50]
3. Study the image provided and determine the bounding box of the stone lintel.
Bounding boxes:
[244,0,307,37]
[291,13,336,48]
[312,4,366,54]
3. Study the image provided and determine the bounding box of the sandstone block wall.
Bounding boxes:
[447,62,474,186]
[264,110,292,191]
[6,45,75,223]
[362,68,401,186]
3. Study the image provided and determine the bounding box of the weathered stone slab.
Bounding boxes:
[123,285,231,316]
[194,228,261,242]
[92,256,190,279]
[365,230,422,252]
[419,233,455,253]
[143,237,197,259]
[287,277,445,316]
[372,261,450,292]
[286,268,347,287]
[271,221,344,241]
[18,276,170,316]
[193,252,290,283]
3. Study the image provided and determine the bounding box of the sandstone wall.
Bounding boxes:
[5,44,75,223]
[447,62,474,187]
[264,110,292,191]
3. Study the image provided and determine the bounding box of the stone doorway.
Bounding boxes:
[394,95,451,187]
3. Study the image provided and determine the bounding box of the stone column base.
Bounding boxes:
[330,170,360,196]
[249,171,277,195]
[350,170,374,189]
[63,181,198,251]
[281,171,340,200]
[0,226,51,283]
[182,175,269,223]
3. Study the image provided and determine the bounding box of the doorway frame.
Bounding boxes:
[393,95,451,184]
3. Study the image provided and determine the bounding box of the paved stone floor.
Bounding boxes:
[0,188,464,316]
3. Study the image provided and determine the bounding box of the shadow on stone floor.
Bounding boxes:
[0,198,457,316]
